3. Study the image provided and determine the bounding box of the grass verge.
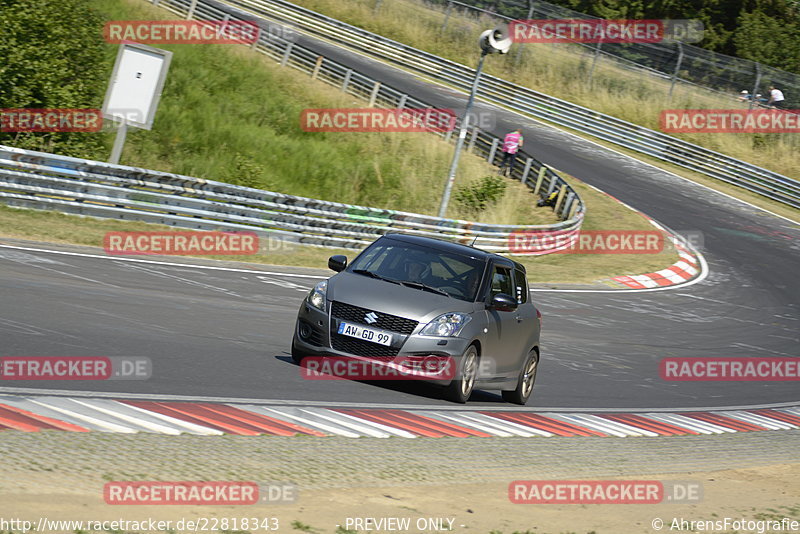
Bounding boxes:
[0,166,679,285]
[85,0,550,225]
[287,0,799,181]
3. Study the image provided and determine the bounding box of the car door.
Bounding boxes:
[481,261,530,378]
[512,265,539,365]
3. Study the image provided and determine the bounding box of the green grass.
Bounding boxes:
[81,0,553,225]
[287,0,799,182]
[0,0,687,285]
[0,165,679,284]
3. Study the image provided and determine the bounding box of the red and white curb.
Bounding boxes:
[0,396,798,438]
[612,239,700,289]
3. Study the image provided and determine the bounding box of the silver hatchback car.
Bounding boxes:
[291,234,542,404]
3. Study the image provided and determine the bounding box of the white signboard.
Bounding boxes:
[102,43,172,130]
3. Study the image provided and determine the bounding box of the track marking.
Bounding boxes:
[0,387,796,413]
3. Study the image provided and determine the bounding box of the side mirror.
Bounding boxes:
[328,255,347,272]
[490,293,518,312]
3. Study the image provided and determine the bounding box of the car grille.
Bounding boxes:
[330,301,418,335]
[330,334,399,358]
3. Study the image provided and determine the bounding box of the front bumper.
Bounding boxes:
[294,301,471,385]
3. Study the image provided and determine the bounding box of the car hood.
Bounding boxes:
[327,271,480,322]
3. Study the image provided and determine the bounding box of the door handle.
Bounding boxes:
[515,315,523,322]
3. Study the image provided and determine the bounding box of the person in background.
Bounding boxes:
[737,90,750,102]
[768,85,786,109]
[498,129,523,176]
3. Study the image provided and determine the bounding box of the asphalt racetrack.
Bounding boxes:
[1,2,798,410]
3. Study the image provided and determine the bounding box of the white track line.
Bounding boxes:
[1,387,798,413]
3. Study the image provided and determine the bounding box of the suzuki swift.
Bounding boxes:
[291,233,542,404]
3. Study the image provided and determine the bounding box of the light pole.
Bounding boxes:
[437,27,513,218]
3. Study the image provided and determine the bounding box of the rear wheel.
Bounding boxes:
[443,344,479,403]
[502,350,538,405]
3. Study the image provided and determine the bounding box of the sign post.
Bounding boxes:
[102,42,172,164]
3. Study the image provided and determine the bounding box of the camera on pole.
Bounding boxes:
[479,26,513,55]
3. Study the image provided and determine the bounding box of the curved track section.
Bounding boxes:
[0,242,796,409]
[1,2,798,414]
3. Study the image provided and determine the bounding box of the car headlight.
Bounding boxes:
[420,312,472,337]
[307,281,327,311]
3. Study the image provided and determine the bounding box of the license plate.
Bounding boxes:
[337,321,393,346]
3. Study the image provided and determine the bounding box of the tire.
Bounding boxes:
[502,350,538,405]
[443,344,479,404]
[290,337,307,365]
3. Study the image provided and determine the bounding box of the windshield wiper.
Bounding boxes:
[352,269,401,285]
[399,280,450,297]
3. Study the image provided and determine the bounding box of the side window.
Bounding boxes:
[490,266,514,298]
[514,268,528,304]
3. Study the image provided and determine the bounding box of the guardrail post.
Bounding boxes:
[750,63,762,110]
[342,69,353,92]
[311,56,324,80]
[368,82,381,107]
[562,192,575,220]
[568,200,579,220]
[588,41,603,87]
[546,175,558,195]
[532,166,546,195]
[186,0,198,19]
[280,42,295,66]
[397,94,408,109]
[668,42,683,100]
[520,157,533,184]
[488,139,499,164]
[467,127,479,153]
[554,185,567,213]
[514,4,535,67]
[441,1,453,31]
[152,0,160,5]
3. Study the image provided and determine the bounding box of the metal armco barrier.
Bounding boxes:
[207,0,799,209]
[0,0,588,255]
[0,145,581,253]
[147,0,586,226]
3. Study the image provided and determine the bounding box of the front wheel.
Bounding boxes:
[443,345,479,403]
[502,350,538,405]
[290,337,307,365]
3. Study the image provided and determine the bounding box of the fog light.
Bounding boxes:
[298,322,312,340]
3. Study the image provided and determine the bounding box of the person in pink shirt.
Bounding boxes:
[499,129,523,176]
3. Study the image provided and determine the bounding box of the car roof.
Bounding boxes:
[381,233,525,271]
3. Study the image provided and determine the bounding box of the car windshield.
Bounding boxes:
[347,239,486,301]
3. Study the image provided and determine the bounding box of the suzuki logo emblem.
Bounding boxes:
[364,312,378,324]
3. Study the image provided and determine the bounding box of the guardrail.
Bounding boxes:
[148,0,584,223]
[0,142,581,253]
[210,0,800,210]
[0,0,588,255]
